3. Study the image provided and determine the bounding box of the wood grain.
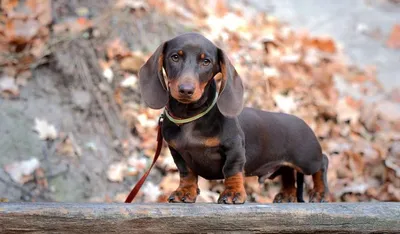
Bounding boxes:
[1,202,399,233]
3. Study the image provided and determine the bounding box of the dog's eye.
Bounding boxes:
[202,59,211,66]
[171,54,179,62]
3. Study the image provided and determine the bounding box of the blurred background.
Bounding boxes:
[0,0,399,203]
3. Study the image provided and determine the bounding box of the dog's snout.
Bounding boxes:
[178,83,195,96]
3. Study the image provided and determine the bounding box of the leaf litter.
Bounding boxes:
[1,0,399,203]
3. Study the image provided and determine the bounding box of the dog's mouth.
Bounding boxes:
[175,97,198,104]
[170,90,202,104]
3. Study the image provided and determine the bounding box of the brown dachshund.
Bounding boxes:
[139,33,329,204]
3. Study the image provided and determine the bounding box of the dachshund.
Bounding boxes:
[139,33,329,204]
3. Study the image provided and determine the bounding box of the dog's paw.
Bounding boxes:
[168,186,200,203]
[273,189,297,203]
[309,191,327,203]
[217,187,247,204]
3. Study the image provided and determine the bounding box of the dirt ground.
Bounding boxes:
[0,0,188,202]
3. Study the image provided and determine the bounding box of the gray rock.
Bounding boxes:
[71,89,92,110]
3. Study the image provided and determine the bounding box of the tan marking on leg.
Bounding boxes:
[224,172,245,190]
[169,169,199,203]
[309,169,328,202]
[218,172,247,204]
[312,170,325,193]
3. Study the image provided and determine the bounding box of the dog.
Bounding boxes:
[139,33,329,204]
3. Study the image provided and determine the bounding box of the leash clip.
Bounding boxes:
[158,114,164,125]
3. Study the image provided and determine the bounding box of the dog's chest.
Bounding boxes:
[162,121,224,177]
[163,122,220,151]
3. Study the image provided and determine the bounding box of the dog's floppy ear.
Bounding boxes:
[139,43,168,109]
[216,48,244,117]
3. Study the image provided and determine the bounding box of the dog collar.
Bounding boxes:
[164,92,219,125]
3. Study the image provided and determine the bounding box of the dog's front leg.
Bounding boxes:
[168,147,199,203]
[218,136,247,204]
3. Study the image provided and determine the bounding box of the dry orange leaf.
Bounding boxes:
[387,24,400,49]
[106,38,131,59]
[306,37,337,53]
[215,0,228,18]
[68,17,92,33]
[5,19,40,44]
[120,56,144,72]
[1,0,19,13]
[35,0,52,25]
[31,38,46,58]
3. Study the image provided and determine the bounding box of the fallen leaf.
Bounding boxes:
[197,177,219,203]
[389,88,400,103]
[36,0,52,25]
[120,56,143,72]
[120,74,138,89]
[106,38,131,59]
[273,94,296,113]
[4,158,40,184]
[56,133,82,157]
[0,75,19,97]
[99,60,114,83]
[126,156,147,176]
[336,97,360,124]
[16,70,32,86]
[386,155,400,178]
[157,151,177,172]
[304,48,320,65]
[136,113,158,128]
[52,22,69,34]
[387,24,400,49]
[159,172,180,195]
[33,118,58,140]
[280,53,301,63]
[142,182,162,202]
[374,101,400,123]
[306,37,337,53]
[31,39,46,58]
[107,162,128,182]
[263,67,280,78]
[388,184,400,200]
[1,0,19,13]
[5,19,40,44]
[34,168,48,189]
[68,17,92,33]
[0,198,9,202]
[115,0,149,10]
[114,87,124,107]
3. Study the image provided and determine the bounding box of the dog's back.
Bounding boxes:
[239,107,323,176]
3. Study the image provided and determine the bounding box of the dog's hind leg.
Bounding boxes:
[296,172,305,203]
[309,154,329,202]
[273,167,298,203]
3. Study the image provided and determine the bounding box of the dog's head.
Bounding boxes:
[139,33,244,117]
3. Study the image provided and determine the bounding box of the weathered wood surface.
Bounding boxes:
[0,202,399,233]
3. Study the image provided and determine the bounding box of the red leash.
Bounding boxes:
[125,115,164,203]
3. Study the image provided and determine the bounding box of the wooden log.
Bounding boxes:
[1,202,399,233]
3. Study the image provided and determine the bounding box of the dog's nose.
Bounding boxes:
[178,83,195,96]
